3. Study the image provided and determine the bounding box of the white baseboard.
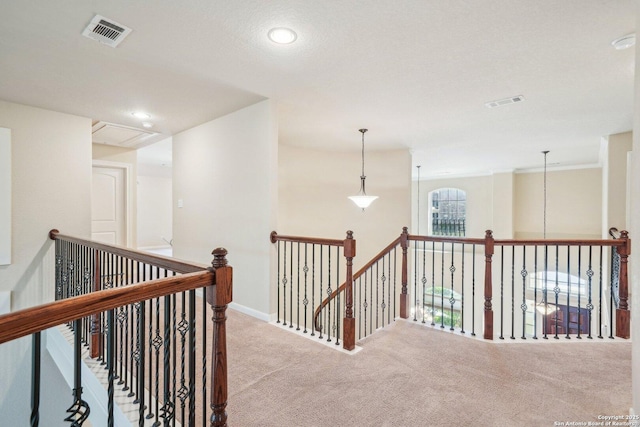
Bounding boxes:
[228,302,274,322]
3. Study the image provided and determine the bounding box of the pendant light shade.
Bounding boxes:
[349,129,378,210]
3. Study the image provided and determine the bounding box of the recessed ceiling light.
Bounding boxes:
[132,111,151,119]
[268,27,297,44]
[611,34,635,50]
[142,122,153,129]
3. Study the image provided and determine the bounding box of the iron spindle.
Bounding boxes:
[388,252,392,325]
[276,241,280,323]
[393,247,397,320]
[461,243,465,334]
[577,247,582,339]
[147,268,155,420]
[533,247,538,339]
[543,245,549,339]
[31,332,41,427]
[413,240,418,321]
[521,247,527,340]
[471,244,476,337]
[421,241,426,324]
[289,242,293,329]
[162,292,174,425]
[326,246,332,342]
[202,285,207,427]
[188,290,196,427]
[335,246,340,346]
[107,309,115,427]
[178,291,188,426]
[566,247,571,339]
[510,246,515,339]
[311,244,316,337]
[138,299,146,427]
[363,270,368,338]
[297,242,301,331]
[431,241,435,327]
[598,246,603,338]
[440,241,445,329]
[499,246,504,340]
[358,276,362,340]
[376,261,379,330]
[554,245,560,339]
[450,242,455,331]
[303,244,308,333]
[65,319,90,426]
[318,247,323,339]
[586,247,594,339]
[609,245,615,339]
[282,242,287,326]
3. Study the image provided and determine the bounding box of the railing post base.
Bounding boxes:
[400,294,409,319]
[616,309,630,339]
[483,312,493,340]
[343,317,355,351]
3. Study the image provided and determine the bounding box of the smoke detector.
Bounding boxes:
[485,95,525,108]
[82,15,132,47]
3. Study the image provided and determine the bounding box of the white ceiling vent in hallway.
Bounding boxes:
[82,15,132,47]
[485,95,525,109]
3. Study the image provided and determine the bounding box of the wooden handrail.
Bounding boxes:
[409,234,485,245]
[0,270,213,344]
[49,229,208,274]
[313,235,403,333]
[494,238,625,247]
[270,231,345,247]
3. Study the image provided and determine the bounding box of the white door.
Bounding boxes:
[92,166,126,246]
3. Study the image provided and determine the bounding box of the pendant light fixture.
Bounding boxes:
[348,128,378,210]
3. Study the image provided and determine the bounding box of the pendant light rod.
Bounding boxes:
[359,128,367,178]
[542,150,549,239]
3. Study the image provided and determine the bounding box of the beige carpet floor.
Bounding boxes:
[225,309,632,427]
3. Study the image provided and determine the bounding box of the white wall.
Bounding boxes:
[173,100,277,317]
[602,132,632,236]
[279,145,411,267]
[0,99,91,422]
[137,164,172,249]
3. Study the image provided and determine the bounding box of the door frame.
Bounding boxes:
[92,160,134,248]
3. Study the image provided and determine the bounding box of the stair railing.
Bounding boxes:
[270,230,356,350]
[309,227,631,346]
[0,230,233,427]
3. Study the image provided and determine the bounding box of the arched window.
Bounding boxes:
[429,188,466,236]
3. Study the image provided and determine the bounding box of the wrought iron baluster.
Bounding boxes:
[499,246,504,339]
[297,242,301,331]
[201,284,207,427]
[65,319,90,426]
[421,241,426,324]
[461,243,465,334]
[358,276,362,340]
[146,267,155,420]
[31,332,41,427]
[520,247,527,339]
[289,242,293,329]
[311,244,316,337]
[282,242,287,326]
[335,246,340,346]
[553,245,560,339]
[363,269,368,338]
[450,242,456,331]
[161,281,174,425]
[566,246,571,339]
[393,247,397,321]
[376,260,380,331]
[153,272,163,426]
[413,241,417,321]
[608,244,615,339]
[471,244,476,337]
[188,289,196,427]
[303,243,309,334]
[107,309,115,427]
[431,241,435,327]
[277,241,281,323]
[318,246,323,340]
[326,246,332,342]
[177,291,189,426]
[577,247,582,339]
[510,246,515,339]
[586,246,594,339]
[440,241,445,329]
[533,246,538,339]
[598,246,603,338]
[138,299,146,427]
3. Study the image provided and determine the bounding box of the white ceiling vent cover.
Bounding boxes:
[82,15,132,47]
[485,95,525,109]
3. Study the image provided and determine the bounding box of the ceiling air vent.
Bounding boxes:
[485,95,525,109]
[82,15,132,47]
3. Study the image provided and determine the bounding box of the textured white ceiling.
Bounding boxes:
[0,1,634,177]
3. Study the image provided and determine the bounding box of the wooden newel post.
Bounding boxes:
[483,230,494,340]
[615,231,631,339]
[400,227,410,319]
[207,248,233,427]
[343,231,356,351]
